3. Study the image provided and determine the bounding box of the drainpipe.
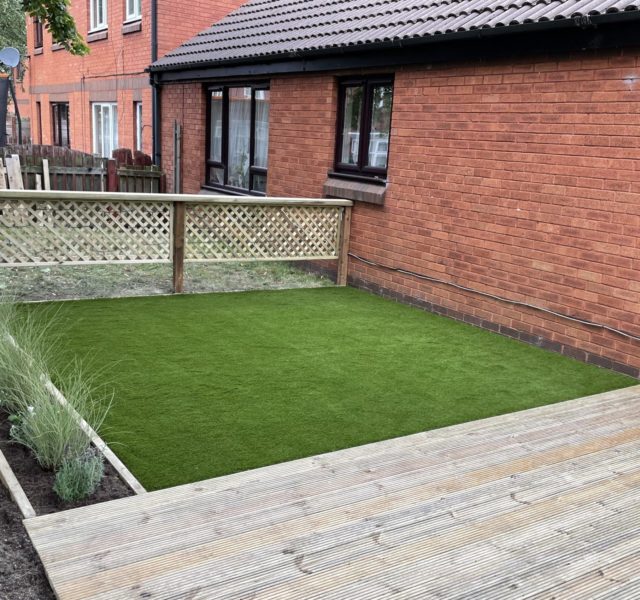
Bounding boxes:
[8,74,21,144]
[151,0,161,166]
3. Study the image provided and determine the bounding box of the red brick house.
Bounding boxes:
[20,0,245,158]
[150,0,640,376]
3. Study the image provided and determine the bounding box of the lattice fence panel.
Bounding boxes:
[185,204,342,261]
[0,199,171,265]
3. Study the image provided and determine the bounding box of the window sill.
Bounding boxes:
[87,29,108,42]
[33,47,43,55]
[200,184,266,197]
[323,176,386,205]
[122,20,142,34]
[51,42,64,52]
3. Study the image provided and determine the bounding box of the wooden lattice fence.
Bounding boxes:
[0,190,352,290]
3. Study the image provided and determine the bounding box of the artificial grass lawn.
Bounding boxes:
[46,287,634,491]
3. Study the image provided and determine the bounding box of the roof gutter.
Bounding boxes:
[150,10,640,82]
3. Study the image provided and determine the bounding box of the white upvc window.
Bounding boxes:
[92,103,118,158]
[90,0,108,31]
[125,0,141,21]
[134,102,143,151]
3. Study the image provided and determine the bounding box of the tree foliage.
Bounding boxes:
[0,0,26,56]
[23,0,88,55]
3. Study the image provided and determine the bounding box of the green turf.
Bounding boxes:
[44,287,634,491]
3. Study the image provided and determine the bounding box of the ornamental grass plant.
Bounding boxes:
[0,295,111,498]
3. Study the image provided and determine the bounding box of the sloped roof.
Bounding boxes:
[151,0,640,71]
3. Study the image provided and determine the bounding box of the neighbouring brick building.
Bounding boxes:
[150,0,640,376]
[20,0,245,157]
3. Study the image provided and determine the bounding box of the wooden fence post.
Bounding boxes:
[173,121,182,194]
[336,205,352,286]
[172,201,186,293]
[106,159,118,192]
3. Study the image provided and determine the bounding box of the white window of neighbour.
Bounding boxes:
[126,0,141,21]
[134,101,143,151]
[92,103,118,158]
[90,0,108,31]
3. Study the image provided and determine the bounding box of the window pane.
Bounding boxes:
[209,166,224,185]
[253,90,269,169]
[209,91,223,162]
[110,104,118,156]
[93,105,103,155]
[135,102,142,151]
[101,106,109,156]
[339,86,363,165]
[252,173,267,193]
[60,105,69,147]
[52,105,58,145]
[367,85,392,169]
[227,87,251,190]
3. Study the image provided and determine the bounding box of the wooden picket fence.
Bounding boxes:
[0,145,165,193]
[0,190,353,290]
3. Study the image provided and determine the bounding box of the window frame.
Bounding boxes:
[334,76,394,180]
[91,102,118,158]
[33,18,44,49]
[51,102,70,148]
[89,0,108,32]
[134,101,143,151]
[125,0,141,22]
[204,82,270,196]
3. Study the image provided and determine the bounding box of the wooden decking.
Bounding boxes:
[26,385,640,599]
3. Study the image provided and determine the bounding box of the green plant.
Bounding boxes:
[0,297,111,470]
[9,362,111,470]
[53,449,104,502]
[0,298,55,415]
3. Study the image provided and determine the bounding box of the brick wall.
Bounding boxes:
[157,0,244,58]
[23,0,153,154]
[357,51,640,376]
[160,83,206,194]
[268,75,338,198]
[21,0,243,156]
[164,47,640,374]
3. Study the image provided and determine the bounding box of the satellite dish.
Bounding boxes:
[0,48,20,69]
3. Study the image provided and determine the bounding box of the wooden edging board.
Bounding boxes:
[0,447,36,519]
[0,377,145,522]
[1,334,146,513]
[43,379,147,496]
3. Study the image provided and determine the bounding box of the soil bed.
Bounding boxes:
[0,487,55,600]
[0,412,134,598]
[0,414,133,515]
[0,262,332,302]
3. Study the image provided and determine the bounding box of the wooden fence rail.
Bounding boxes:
[0,190,353,290]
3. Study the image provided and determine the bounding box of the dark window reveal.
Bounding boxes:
[335,77,393,179]
[51,102,70,147]
[206,84,269,194]
[33,18,44,49]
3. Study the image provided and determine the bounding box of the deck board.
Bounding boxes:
[25,385,640,599]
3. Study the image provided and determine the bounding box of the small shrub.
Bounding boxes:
[53,449,104,502]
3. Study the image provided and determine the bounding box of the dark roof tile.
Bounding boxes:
[151,0,640,71]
